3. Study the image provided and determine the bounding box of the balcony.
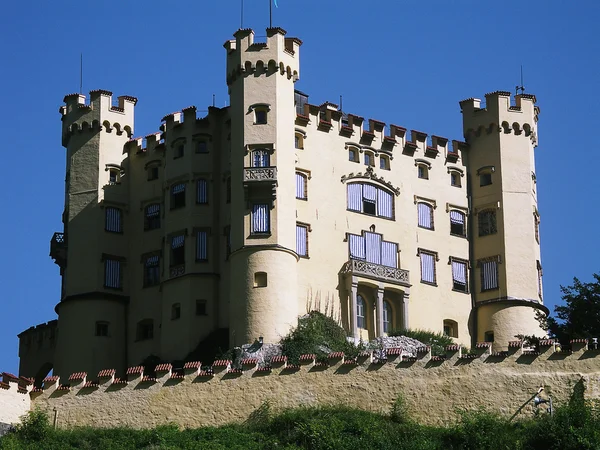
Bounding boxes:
[342,259,410,287]
[49,232,67,268]
[243,166,277,183]
[243,167,277,200]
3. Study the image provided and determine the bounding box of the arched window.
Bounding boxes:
[348,148,359,162]
[449,210,466,237]
[364,151,375,167]
[383,301,392,333]
[346,182,394,219]
[357,295,366,329]
[443,319,458,338]
[144,203,161,230]
[380,155,390,170]
[417,202,434,230]
[295,132,304,149]
[417,163,429,179]
[252,149,270,167]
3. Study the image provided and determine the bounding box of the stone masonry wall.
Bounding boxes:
[0,374,32,426]
[17,342,600,429]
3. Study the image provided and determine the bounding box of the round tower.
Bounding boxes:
[225,28,302,346]
[52,91,136,377]
[460,91,548,350]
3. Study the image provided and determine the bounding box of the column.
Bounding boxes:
[376,286,384,337]
[401,289,410,329]
[348,280,358,340]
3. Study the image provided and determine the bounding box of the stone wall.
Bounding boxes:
[0,374,32,426]
[21,342,600,429]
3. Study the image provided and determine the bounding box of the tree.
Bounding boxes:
[546,273,600,344]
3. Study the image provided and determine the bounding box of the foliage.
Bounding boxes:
[389,328,453,356]
[280,311,363,363]
[545,274,600,345]
[4,400,600,449]
[389,394,410,425]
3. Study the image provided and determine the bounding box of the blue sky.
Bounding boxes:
[0,1,598,375]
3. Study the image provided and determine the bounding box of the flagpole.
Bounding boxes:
[269,0,272,28]
[241,0,244,28]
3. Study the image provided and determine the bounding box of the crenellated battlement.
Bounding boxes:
[60,90,136,147]
[225,27,301,86]
[460,91,539,145]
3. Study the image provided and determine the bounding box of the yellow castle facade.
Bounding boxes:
[17,27,546,380]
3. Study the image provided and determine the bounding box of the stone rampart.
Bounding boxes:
[0,341,592,429]
[0,373,32,426]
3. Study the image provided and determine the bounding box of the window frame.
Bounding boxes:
[379,155,390,170]
[143,253,160,288]
[295,171,308,200]
[104,206,123,233]
[296,222,310,258]
[144,203,161,231]
[170,183,186,210]
[479,256,500,292]
[449,210,466,237]
[364,151,375,167]
[346,182,395,220]
[103,256,123,290]
[478,209,498,237]
[417,202,434,230]
[450,257,469,293]
[195,229,209,262]
[170,234,186,267]
[95,321,109,337]
[357,294,366,329]
[418,248,438,286]
[251,204,271,235]
[196,178,209,205]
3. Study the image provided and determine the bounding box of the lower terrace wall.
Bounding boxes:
[24,343,600,429]
[0,375,31,427]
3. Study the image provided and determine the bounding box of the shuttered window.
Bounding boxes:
[251,204,270,234]
[296,172,307,200]
[105,207,122,233]
[451,259,468,292]
[348,233,398,268]
[104,259,122,289]
[450,210,466,236]
[171,235,185,266]
[144,203,161,230]
[296,224,308,257]
[417,203,433,230]
[171,183,186,209]
[419,251,436,285]
[346,183,394,219]
[196,231,208,261]
[480,260,499,291]
[196,179,208,204]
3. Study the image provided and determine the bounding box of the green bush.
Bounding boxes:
[280,311,362,363]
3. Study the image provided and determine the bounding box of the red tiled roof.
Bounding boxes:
[68,372,87,381]
[475,342,492,348]
[212,360,231,367]
[445,345,460,352]
[270,355,287,363]
[2,372,19,382]
[508,341,523,348]
[43,375,59,383]
[83,381,99,389]
[126,366,144,375]
[386,348,402,356]
[183,361,202,370]
[416,346,430,353]
[299,354,316,361]
[98,369,116,378]
[328,352,344,359]
[155,364,172,373]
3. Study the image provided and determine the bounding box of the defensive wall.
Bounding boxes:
[2,339,600,429]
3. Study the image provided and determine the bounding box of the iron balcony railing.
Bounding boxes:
[342,259,410,286]
[243,167,277,183]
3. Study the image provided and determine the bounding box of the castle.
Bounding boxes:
[17,27,546,382]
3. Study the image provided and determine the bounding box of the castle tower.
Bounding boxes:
[50,91,136,376]
[460,91,547,350]
[225,28,302,346]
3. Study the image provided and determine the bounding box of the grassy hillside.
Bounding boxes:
[2,395,600,450]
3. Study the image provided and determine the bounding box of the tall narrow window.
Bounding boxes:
[380,156,390,170]
[251,204,270,234]
[296,224,308,257]
[383,301,392,333]
[451,258,468,292]
[143,255,160,287]
[348,232,397,268]
[195,141,208,153]
[534,213,540,243]
[196,179,208,204]
[537,261,543,299]
[105,207,122,233]
[478,209,497,236]
[147,166,159,181]
[296,172,307,200]
[196,230,208,261]
[417,164,428,179]
[226,177,231,204]
[480,258,499,291]
[104,258,122,289]
[171,235,185,267]
[480,172,492,186]
[95,321,109,337]
[357,295,366,329]
[224,226,231,259]
[136,320,154,340]
[252,150,270,167]
[108,168,120,184]
[295,133,304,149]
[364,152,374,167]
[419,250,436,285]
[450,210,466,237]
[144,204,161,231]
[171,303,181,320]
[349,148,358,162]
[255,109,267,124]
[171,183,186,209]
[196,299,207,315]
[450,172,461,187]
[417,202,434,230]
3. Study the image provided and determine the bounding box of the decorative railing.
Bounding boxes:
[243,167,277,183]
[342,259,410,286]
[169,264,185,279]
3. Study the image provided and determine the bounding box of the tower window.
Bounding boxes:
[251,204,270,234]
[104,258,122,290]
[171,183,186,209]
[380,155,390,170]
[105,207,122,233]
[196,141,208,153]
[143,254,160,287]
[144,203,161,231]
[480,173,492,186]
[364,152,375,167]
[255,109,267,124]
[418,249,437,285]
[450,172,461,187]
[147,166,159,181]
[478,209,497,236]
[171,303,181,320]
[196,230,208,261]
[296,223,309,257]
[252,149,270,168]
[417,164,429,179]
[296,172,307,200]
[479,258,499,291]
[95,321,109,337]
[254,272,267,288]
[174,145,184,159]
[349,148,359,162]
[108,169,120,185]
[450,210,466,237]
[196,179,208,204]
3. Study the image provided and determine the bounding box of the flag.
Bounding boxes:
[273,0,278,7]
